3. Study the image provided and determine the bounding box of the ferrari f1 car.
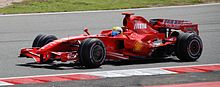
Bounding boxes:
[20,12,203,68]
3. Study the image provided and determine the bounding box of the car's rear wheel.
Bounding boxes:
[175,33,203,61]
[32,34,58,63]
[79,38,106,68]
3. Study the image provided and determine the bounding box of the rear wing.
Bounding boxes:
[149,19,199,35]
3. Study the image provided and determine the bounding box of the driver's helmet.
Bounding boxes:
[111,27,123,36]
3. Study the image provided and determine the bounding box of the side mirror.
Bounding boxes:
[84,28,90,35]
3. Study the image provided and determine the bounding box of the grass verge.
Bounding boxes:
[0,0,219,14]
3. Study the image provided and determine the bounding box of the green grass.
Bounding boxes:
[0,0,218,14]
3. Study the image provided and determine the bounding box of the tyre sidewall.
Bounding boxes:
[79,38,106,68]
[185,34,203,59]
[176,33,203,61]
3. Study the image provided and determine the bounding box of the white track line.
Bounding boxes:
[85,68,176,78]
[0,3,219,17]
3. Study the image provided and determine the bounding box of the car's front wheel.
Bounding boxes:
[32,34,58,63]
[79,38,106,68]
[32,34,57,47]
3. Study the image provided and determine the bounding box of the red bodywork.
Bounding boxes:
[20,12,199,63]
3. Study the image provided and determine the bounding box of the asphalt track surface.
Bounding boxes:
[0,3,220,86]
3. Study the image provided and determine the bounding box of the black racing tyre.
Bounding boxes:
[32,34,45,47]
[175,33,203,61]
[32,34,57,47]
[79,38,106,68]
[32,34,58,63]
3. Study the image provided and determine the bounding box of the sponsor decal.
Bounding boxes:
[134,41,143,51]
[134,21,147,29]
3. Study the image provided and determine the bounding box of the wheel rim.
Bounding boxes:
[188,39,200,57]
[91,45,104,62]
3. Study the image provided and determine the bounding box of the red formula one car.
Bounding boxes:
[20,12,203,68]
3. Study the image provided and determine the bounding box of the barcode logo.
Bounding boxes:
[134,23,147,29]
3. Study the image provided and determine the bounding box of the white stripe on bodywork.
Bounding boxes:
[107,52,128,60]
[0,81,14,86]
